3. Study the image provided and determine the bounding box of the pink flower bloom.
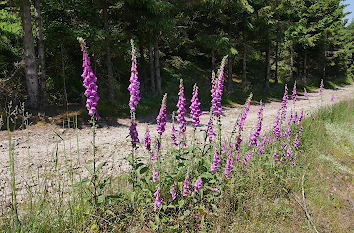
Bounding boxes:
[210,149,220,172]
[194,177,202,192]
[320,79,324,94]
[298,111,304,125]
[80,40,100,119]
[171,113,178,146]
[244,151,251,169]
[238,94,252,131]
[177,80,187,140]
[292,81,297,104]
[183,175,190,196]
[224,145,233,179]
[156,94,167,135]
[129,118,139,147]
[144,127,151,151]
[190,84,201,127]
[211,57,227,115]
[294,134,300,149]
[273,152,279,165]
[304,88,308,100]
[312,113,316,120]
[249,101,263,147]
[170,184,176,201]
[152,168,158,184]
[299,124,304,136]
[331,95,335,102]
[235,133,242,151]
[128,40,140,112]
[207,114,216,142]
[154,186,161,211]
[281,85,289,122]
[273,110,281,139]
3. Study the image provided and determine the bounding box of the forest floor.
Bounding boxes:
[0,84,353,204]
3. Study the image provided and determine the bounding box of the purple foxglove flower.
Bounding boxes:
[211,56,227,115]
[210,149,220,172]
[194,177,202,192]
[128,40,140,112]
[171,119,178,146]
[207,114,216,142]
[170,184,176,201]
[156,94,167,135]
[273,152,279,165]
[154,186,161,211]
[281,85,289,122]
[190,84,201,127]
[286,146,293,159]
[244,151,251,169]
[287,127,291,142]
[183,175,190,196]
[129,118,139,147]
[293,112,298,124]
[331,95,335,102]
[298,111,304,125]
[288,111,293,125]
[320,79,324,94]
[299,124,303,137]
[238,94,252,131]
[292,81,297,104]
[152,168,158,184]
[177,79,187,138]
[224,146,233,179]
[144,127,151,151]
[222,142,227,155]
[235,133,243,153]
[79,39,100,119]
[304,88,308,100]
[294,134,300,149]
[249,101,263,147]
[273,110,281,139]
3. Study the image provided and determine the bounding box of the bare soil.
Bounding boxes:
[0,84,353,204]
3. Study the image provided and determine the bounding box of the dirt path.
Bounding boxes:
[0,84,353,203]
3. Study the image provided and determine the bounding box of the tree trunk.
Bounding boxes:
[154,42,162,96]
[34,0,47,109]
[303,51,307,81]
[149,44,155,93]
[102,0,115,102]
[20,0,39,109]
[242,43,247,86]
[290,45,294,82]
[227,52,233,92]
[265,40,271,89]
[274,40,279,85]
[61,43,68,113]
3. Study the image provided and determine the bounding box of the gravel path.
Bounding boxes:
[0,84,353,205]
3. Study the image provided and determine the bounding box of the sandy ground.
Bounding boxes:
[0,84,353,205]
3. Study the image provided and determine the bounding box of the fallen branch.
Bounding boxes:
[301,171,319,233]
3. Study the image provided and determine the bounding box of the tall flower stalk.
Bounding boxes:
[211,56,228,149]
[156,94,167,183]
[79,37,100,213]
[177,79,186,145]
[127,40,141,206]
[249,101,263,147]
[190,84,201,146]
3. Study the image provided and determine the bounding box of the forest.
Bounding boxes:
[1,0,353,116]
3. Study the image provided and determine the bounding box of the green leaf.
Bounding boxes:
[139,166,149,175]
[97,161,107,172]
